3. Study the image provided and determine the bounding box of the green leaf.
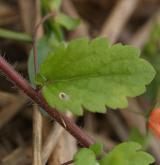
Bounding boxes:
[28,37,50,85]
[128,128,150,150]
[99,142,155,165]
[55,13,80,30]
[50,0,62,11]
[41,0,61,11]
[90,143,103,156]
[74,148,98,165]
[28,35,59,85]
[41,0,64,41]
[28,35,59,117]
[0,28,32,43]
[36,37,156,115]
[142,23,160,102]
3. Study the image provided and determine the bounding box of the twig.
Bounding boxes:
[33,104,42,165]
[42,122,64,165]
[100,0,139,43]
[32,11,56,74]
[0,56,94,147]
[32,1,44,165]
[34,11,56,35]
[18,0,35,35]
[42,112,75,165]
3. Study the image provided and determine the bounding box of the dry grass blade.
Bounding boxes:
[47,131,77,165]
[1,147,31,165]
[42,112,76,165]
[42,123,64,165]
[33,104,42,165]
[62,0,89,38]
[0,92,27,130]
[106,111,128,140]
[0,3,18,26]
[31,0,44,164]
[129,11,160,48]
[100,0,139,43]
[18,0,35,35]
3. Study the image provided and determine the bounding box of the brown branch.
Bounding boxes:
[0,56,94,147]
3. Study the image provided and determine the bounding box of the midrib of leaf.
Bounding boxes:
[42,73,148,84]
[39,58,151,83]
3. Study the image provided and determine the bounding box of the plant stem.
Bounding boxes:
[0,56,94,147]
[33,104,42,165]
[61,160,74,165]
[32,11,56,75]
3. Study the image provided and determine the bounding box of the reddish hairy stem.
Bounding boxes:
[0,56,94,147]
[61,160,74,165]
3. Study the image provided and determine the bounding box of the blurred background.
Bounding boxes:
[0,0,160,164]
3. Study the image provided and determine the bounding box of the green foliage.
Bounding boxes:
[41,0,64,40]
[128,128,146,146]
[74,142,155,165]
[74,148,98,165]
[41,0,80,41]
[99,142,154,165]
[28,36,59,85]
[143,23,160,56]
[128,128,150,150]
[28,36,59,117]
[142,23,160,102]
[36,37,155,115]
[55,13,80,30]
[0,28,32,43]
[49,0,61,10]
[90,143,103,156]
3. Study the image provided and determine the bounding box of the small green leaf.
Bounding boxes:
[99,142,155,165]
[128,128,150,150]
[28,37,50,85]
[41,0,61,11]
[55,13,80,30]
[142,23,160,102]
[41,0,64,41]
[50,0,62,11]
[0,28,32,42]
[90,143,103,156]
[28,35,59,85]
[36,38,156,115]
[74,148,98,165]
[28,36,59,117]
